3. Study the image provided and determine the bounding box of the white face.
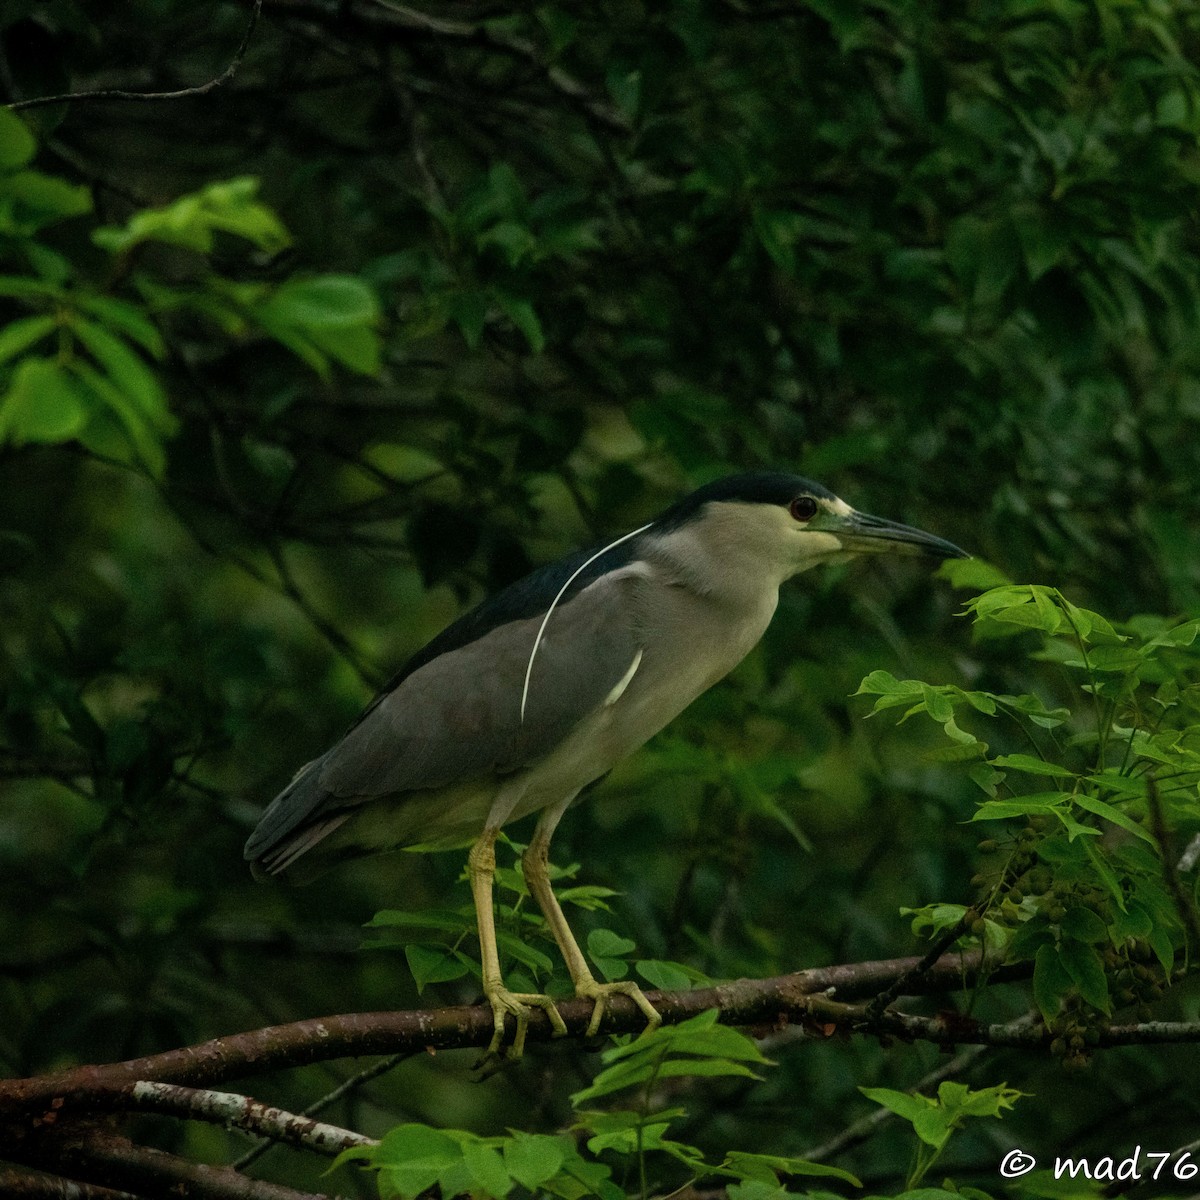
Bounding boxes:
[678,495,858,587]
[684,491,962,585]
[647,489,963,595]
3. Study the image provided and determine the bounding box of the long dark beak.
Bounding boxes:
[836,510,968,560]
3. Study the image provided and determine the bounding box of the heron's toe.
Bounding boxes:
[576,979,662,1038]
[484,986,568,1058]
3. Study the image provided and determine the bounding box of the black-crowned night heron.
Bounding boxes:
[245,473,965,1055]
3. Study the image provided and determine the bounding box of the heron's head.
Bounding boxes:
[650,472,967,587]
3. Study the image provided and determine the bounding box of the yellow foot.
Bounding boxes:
[484,985,568,1058]
[576,977,663,1038]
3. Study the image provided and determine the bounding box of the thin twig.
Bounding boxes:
[266,0,629,132]
[1146,776,1200,952]
[265,541,383,689]
[865,910,977,1018]
[7,1,263,112]
[801,1043,991,1163]
[125,1081,374,1156]
[0,1167,136,1199]
[232,1052,414,1170]
[17,1130,331,1200]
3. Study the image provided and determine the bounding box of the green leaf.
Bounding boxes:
[912,1106,953,1149]
[1073,794,1155,844]
[557,884,619,912]
[1052,807,1102,841]
[571,1012,769,1103]
[752,207,798,274]
[1141,620,1200,650]
[971,793,1070,821]
[478,221,538,266]
[264,275,380,329]
[1109,903,1153,943]
[991,602,1062,634]
[938,556,1011,591]
[968,763,1004,796]
[721,1150,860,1187]
[860,1086,929,1123]
[635,959,705,990]
[990,754,1075,779]
[1082,838,1129,912]
[66,358,171,476]
[1059,939,1110,1012]
[654,1059,763,1082]
[3,170,92,228]
[587,928,635,980]
[250,307,330,378]
[303,322,381,376]
[900,903,968,939]
[996,693,1070,728]
[462,1140,512,1198]
[600,1011,769,1065]
[0,275,63,300]
[0,109,36,169]
[494,929,556,976]
[69,316,170,426]
[93,177,291,255]
[0,315,56,366]
[856,670,921,697]
[503,1133,567,1190]
[404,944,470,993]
[77,296,165,358]
[1060,907,1107,943]
[365,907,472,934]
[371,1125,463,1200]
[0,356,87,444]
[495,293,545,353]
[726,1182,790,1200]
[1146,922,1176,977]
[449,289,487,348]
[1032,943,1072,1021]
[921,683,955,724]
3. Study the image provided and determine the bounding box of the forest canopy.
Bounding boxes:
[1,2,1200,1198]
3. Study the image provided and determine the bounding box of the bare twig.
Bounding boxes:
[1147,777,1200,952]
[125,1081,374,1156]
[0,1167,136,1200]
[7,0,263,112]
[801,1043,992,1163]
[232,1051,414,1169]
[18,1130,332,1200]
[265,541,383,689]
[865,910,977,1018]
[266,0,629,131]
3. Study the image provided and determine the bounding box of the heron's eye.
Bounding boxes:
[789,496,818,522]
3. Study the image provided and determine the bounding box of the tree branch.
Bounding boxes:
[232,1051,415,1170]
[0,949,1022,1126]
[6,1,263,112]
[0,1168,136,1200]
[265,0,629,132]
[15,1129,334,1200]
[5,952,1199,1198]
[124,1081,373,1156]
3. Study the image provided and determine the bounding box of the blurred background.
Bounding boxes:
[2,1,1200,1193]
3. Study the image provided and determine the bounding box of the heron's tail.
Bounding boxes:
[244,754,351,878]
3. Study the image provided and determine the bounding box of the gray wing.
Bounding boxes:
[244,565,645,871]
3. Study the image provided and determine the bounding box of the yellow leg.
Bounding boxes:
[522,797,662,1039]
[467,825,567,1058]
